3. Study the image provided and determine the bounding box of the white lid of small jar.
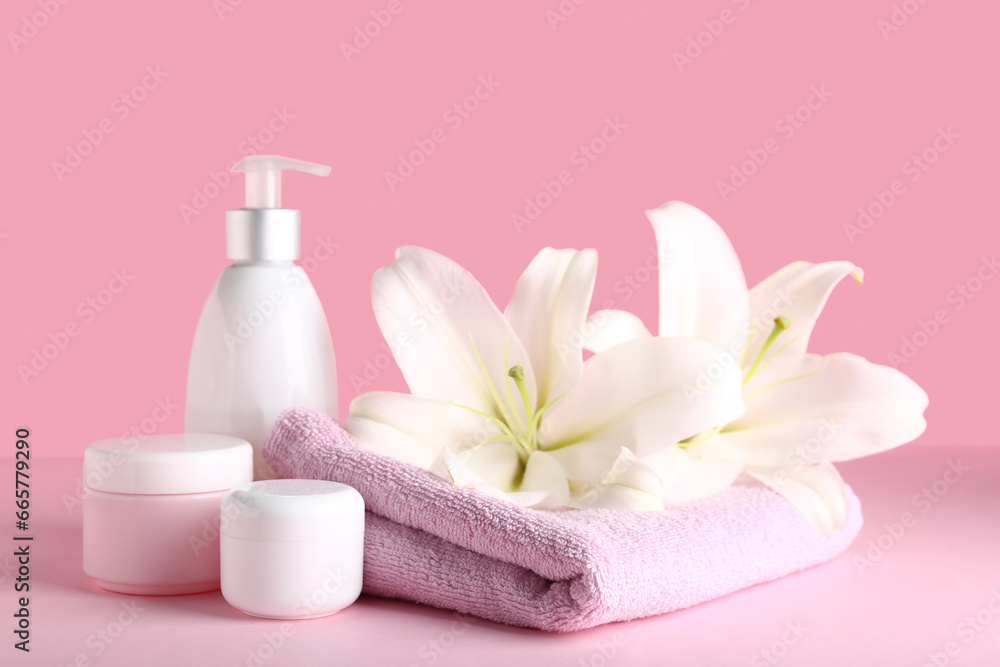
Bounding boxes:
[221,479,365,543]
[84,433,253,495]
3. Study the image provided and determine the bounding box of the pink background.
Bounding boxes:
[3,0,998,455]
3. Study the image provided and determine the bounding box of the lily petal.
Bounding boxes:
[503,490,565,509]
[538,437,630,481]
[648,201,750,355]
[568,447,665,509]
[458,442,522,491]
[439,449,562,509]
[744,261,863,371]
[603,447,667,497]
[539,336,745,460]
[642,436,744,504]
[571,483,666,511]
[726,352,929,468]
[371,246,536,417]
[581,309,653,353]
[504,248,598,407]
[568,448,664,510]
[519,450,570,506]
[746,462,849,534]
[439,448,490,488]
[346,391,494,469]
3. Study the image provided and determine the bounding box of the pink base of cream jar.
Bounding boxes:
[83,489,231,594]
[82,434,252,595]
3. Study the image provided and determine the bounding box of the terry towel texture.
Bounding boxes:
[263,408,862,632]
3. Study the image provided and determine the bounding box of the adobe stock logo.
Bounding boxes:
[877,0,932,40]
[671,0,755,73]
[7,0,71,55]
[887,254,996,368]
[853,459,969,574]
[384,76,501,192]
[511,117,627,233]
[339,0,415,63]
[17,268,135,386]
[545,0,588,31]
[843,126,959,244]
[716,85,833,202]
[750,621,807,666]
[178,107,295,224]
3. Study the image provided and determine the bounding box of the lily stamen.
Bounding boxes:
[450,336,568,464]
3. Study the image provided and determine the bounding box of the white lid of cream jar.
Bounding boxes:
[221,479,365,542]
[83,433,253,495]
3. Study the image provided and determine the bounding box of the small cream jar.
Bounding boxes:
[220,479,365,619]
[82,433,253,595]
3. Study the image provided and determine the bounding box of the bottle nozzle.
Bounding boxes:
[232,155,331,209]
[225,155,330,262]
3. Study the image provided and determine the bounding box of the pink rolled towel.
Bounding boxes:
[263,407,862,632]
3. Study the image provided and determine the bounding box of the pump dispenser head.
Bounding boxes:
[226,155,330,262]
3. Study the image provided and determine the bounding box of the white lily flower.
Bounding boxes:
[584,202,929,533]
[345,246,746,510]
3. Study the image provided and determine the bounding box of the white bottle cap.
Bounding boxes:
[225,155,331,262]
[84,433,253,495]
[221,479,364,542]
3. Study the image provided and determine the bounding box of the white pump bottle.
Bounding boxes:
[185,155,338,479]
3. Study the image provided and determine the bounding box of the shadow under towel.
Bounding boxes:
[263,407,862,632]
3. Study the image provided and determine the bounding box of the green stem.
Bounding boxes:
[743,316,790,386]
[531,391,566,446]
